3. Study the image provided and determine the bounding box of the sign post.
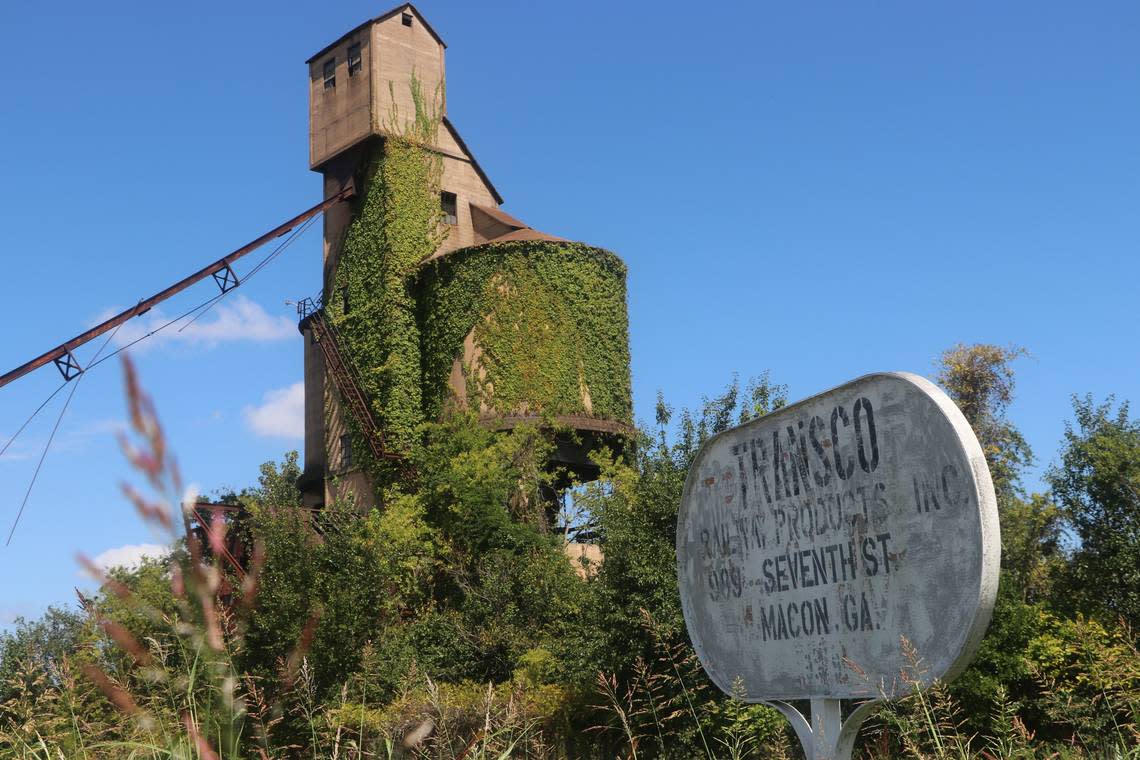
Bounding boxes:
[676,373,1000,760]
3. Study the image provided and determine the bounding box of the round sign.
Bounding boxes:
[676,372,999,701]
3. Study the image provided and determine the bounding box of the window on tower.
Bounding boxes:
[340,434,353,470]
[347,43,362,77]
[441,192,457,225]
[402,12,413,27]
[323,58,336,90]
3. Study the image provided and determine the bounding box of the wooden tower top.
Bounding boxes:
[307,3,448,170]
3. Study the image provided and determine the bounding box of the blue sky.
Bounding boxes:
[1,0,1137,625]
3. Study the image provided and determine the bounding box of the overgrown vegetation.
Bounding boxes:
[324,77,632,504]
[3,79,1138,756]
[3,351,1137,758]
[327,74,448,462]
[417,240,631,424]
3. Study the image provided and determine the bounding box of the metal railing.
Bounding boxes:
[299,297,400,462]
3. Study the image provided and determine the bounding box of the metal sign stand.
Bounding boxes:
[766,699,879,760]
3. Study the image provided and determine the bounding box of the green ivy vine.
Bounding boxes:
[326,75,446,469]
[323,77,631,491]
[417,241,632,426]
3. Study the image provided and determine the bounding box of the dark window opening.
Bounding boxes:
[323,58,336,90]
[441,191,457,225]
[341,285,351,314]
[402,12,413,27]
[340,434,353,470]
[347,43,362,76]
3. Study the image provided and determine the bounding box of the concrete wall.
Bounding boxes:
[315,131,498,266]
[564,543,603,579]
[371,10,446,135]
[309,30,373,169]
[320,151,361,281]
[309,7,498,254]
[300,325,326,508]
[322,380,376,510]
[437,147,499,253]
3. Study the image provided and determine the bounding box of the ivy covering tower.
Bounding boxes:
[298,3,632,507]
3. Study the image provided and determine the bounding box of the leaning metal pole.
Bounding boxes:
[0,180,355,391]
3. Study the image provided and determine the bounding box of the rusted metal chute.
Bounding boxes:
[0,180,355,391]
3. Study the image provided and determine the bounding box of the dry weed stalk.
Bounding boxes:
[67,356,330,758]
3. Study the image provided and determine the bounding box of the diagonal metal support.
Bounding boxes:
[0,179,355,392]
[52,350,83,382]
[212,263,240,293]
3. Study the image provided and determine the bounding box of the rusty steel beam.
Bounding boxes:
[0,181,355,390]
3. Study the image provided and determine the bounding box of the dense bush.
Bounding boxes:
[1,353,1138,758]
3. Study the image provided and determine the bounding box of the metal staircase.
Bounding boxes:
[299,298,400,463]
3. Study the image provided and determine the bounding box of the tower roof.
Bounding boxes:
[305,3,446,64]
[442,118,504,206]
[420,203,569,263]
[486,227,569,244]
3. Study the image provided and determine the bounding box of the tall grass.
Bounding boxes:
[0,358,553,759]
[589,627,1140,760]
[3,357,1139,758]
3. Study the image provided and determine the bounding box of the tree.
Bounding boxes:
[999,494,1064,604]
[934,344,1067,739]
[0,606,88,703]
[934,344,1064,601]
[565,375,790,756]
[935,343,1032,501]
[251,450,304,509]
[1048,395,1140,627]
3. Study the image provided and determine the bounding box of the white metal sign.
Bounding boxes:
[677,373,999,710]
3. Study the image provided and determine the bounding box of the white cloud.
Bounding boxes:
[95,295,295,353]
[243,382,305,439]
[84,543,170,577]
